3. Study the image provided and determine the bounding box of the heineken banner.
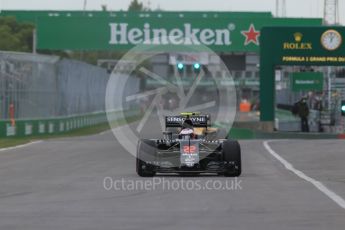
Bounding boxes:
[291,72,323,92]
[36,13,321,51]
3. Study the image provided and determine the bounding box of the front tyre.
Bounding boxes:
[222,140,241,177]
[136,139,156,177]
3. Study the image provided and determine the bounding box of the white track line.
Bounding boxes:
[98,130,111,136]
[0,141,43,152]
[263,140,345,210]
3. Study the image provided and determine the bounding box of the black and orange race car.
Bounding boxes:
[136,112,241,177]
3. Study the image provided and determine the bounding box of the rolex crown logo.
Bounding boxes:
[294,32,303,42]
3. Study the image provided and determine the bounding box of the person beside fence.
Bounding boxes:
[292,97,310,132]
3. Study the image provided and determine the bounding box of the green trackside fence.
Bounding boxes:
[0,110,140,138]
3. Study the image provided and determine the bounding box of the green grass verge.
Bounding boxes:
[0,115,141,149]
[228,128,255,139]
[227,127,339,140]
[0,138,35,149]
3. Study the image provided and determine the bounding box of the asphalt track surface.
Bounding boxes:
[0,128,345,229]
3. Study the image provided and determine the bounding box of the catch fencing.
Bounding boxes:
[0,51,118,137]
[0,51,109,120]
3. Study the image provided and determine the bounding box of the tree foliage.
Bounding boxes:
[128,0,149,11]
[0,16,34,52]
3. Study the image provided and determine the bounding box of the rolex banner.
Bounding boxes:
[36,15,321,51]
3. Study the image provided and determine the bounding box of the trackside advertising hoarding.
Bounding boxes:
[35,13,321,51]
[291,72,323,92]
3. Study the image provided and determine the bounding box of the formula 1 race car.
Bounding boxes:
[136,112,241,177]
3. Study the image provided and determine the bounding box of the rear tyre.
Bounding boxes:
[222,140,241,177]
[136,139,156,177]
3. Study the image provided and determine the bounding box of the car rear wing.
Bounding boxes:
[165,115,209,128]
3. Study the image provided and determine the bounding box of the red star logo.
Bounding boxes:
[241,24,260,46]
